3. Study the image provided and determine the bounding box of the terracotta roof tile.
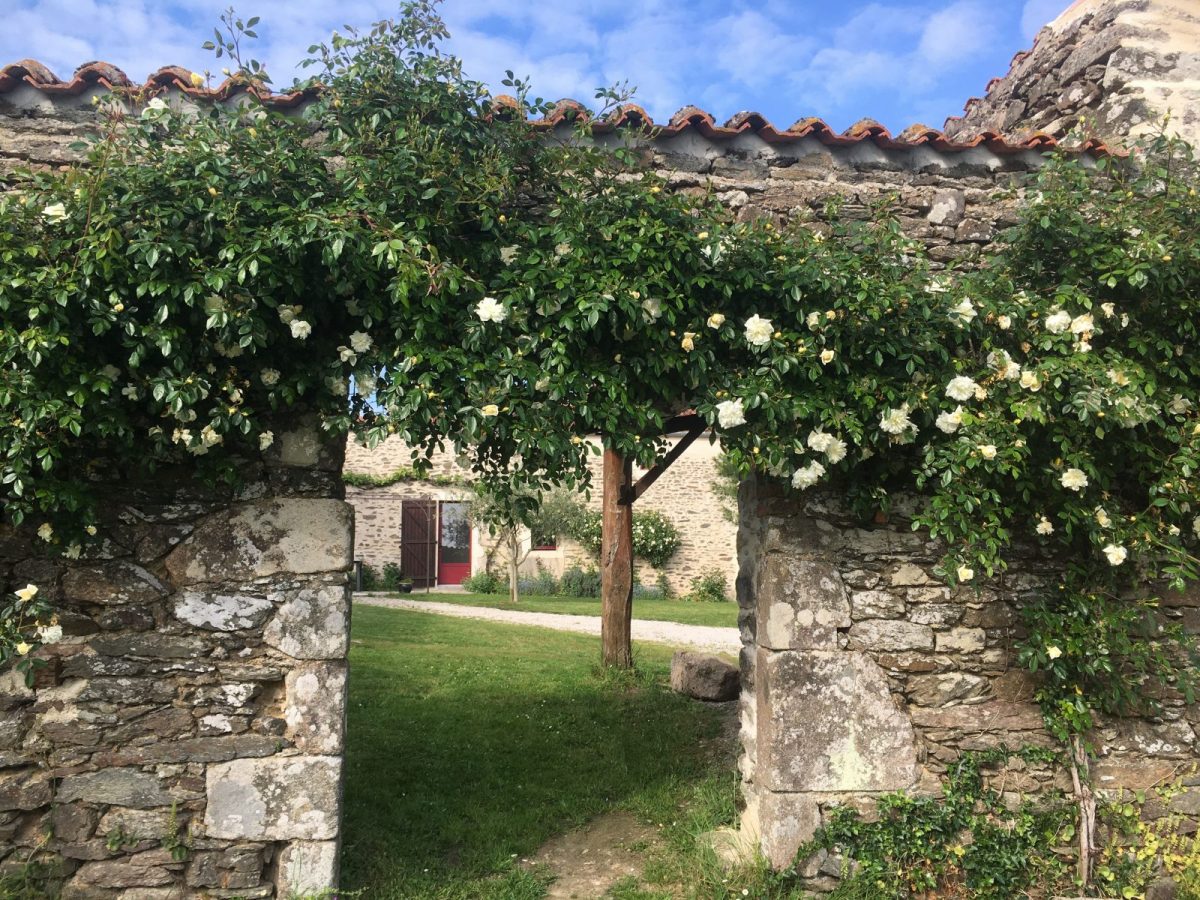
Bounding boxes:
[1,58,1115,157]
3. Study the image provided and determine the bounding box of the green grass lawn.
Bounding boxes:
[341,605,739,898]
[390,591,739,628]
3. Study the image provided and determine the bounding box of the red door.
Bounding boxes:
[437,501,471,585]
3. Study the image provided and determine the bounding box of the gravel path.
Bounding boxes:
[354,596,741,654]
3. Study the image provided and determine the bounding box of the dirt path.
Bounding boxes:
[354,595,741,654]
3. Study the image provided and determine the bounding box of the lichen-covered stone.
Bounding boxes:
[172,592,274,631]
[285,662,348,753]
[275,840,340,896]
[757,557,850,650]
[205,756,342,840]
[57,769,175,808]
[669,651,740,701]
[164,499,353,584]
[756,649,918,793]
[263,585,350,660]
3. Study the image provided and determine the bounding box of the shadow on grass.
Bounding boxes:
[340,605,729,899]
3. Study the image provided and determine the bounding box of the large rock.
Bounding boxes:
[164,499,353,584]
[205,756,342,840]
[670,652,740,702]
[263,585,349,660]
[756,649,918,793]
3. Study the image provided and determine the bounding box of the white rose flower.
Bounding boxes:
[1107,369,1130,386]
[806,311,820,328]
[956,565,974,582]
[338,346,357,364]
[978,444,997,460]
[1036,517,1054,535]
[945,376,978,402]
[355,373,377,398]
[278,306,296,325]
[1060,468,1089,491]
[1103,543,1128,566]
[997,315,1012,330]
[949,298,977,327]
[1070,313,1094,335]
[1077,340,1091,353]
[15,584,38,602]
[716,399,746,429]
[37,625,63,644]
[935,406,963,434]
[1046,645,1062,660]
[349,331,372,353]
[141,97,168,118]
[1168,395,1192,415]
[1194,516,1200,537]
[791,460,826,490]
[200,425,223,447]
[807,430,834,453]
[42,202,67,222]
[37,523,53,542]
[481,403,499,417]
[1095,506,1112,528]
[820,349,836,365]
[1020,371,1041,392]
[880,404,916,436]
[824,437,848,464]
[261,368,280,387]
[707,313,726,329]
[259,431,274,451]
[1044,309,1072,334]
[638,297,662,323]
[500,245,519,265]
[290,319,312,340]
[329,377,348,396]
[476,296,507,323]
[744,314,773,346]
[121,384,140,400]
[64,542,82,559]
[1100,302,1116,318]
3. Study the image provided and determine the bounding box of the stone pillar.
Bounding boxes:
[0,423,353,898]
[737,476,918,869]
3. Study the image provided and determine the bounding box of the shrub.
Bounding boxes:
[632,583,666,601]
[686,569,729,603]
[559,566,601,597]
[358,563,381,592]
[570,509,682,568]
[462,571,504,594]
[525,563,559,596]
[381,563,408,591]
[656,572,675,600]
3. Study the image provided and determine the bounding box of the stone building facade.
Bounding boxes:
[0,424,352,897]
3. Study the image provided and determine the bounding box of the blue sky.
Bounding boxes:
[6,0,1068,133]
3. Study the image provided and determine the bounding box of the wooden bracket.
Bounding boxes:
[618,413,706,505]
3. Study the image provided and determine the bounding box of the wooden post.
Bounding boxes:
[600,448,634,668]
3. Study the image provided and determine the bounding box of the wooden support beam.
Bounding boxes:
[600,448,634,668]
[620,417,706,505]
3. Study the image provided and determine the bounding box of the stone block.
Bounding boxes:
[285,662,349,753]
[173,592,274,631]
[205,756,342,840]
[275,840,340,896]
[62,562,167,606]
[847,619,934,652]
[69,859,176,888]
[906,672,989,707]
[756,649,918,792]
[927,189,965,226]
[164,499,353,585]
[934,627,987,653]
[909,700,1044,733]
[263,585,350,660]
[669,652,740,702]
[757,556,850,650]
[58,769,175,808]
[744,789,820,871]
[0,770,53,810]
[909,603,963,627]
[849,590,905,619]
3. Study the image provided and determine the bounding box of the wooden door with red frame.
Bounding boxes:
[400,499,437,588]
[437,500,471,585]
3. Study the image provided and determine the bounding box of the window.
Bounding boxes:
[530,523,557,551]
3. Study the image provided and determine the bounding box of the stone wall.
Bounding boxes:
[944,0,1200,147]
[736,478,1200,878]
[0,425,353,898]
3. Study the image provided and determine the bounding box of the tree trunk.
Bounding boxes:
[507,530,520,604]
[600,449,634,668]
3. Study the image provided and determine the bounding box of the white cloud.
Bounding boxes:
[918,0,1003,68]
[1021,0,1068,39]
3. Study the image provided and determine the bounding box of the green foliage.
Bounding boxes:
[342,466,464,488]
[461,570,504,594]
[357,562,381,591]
[800,748,1074,900]
[1017,585,1199,740]
[685,568,730,603]
[380,563,409,590]
[558,566,601,598]
[571,508,682,569]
